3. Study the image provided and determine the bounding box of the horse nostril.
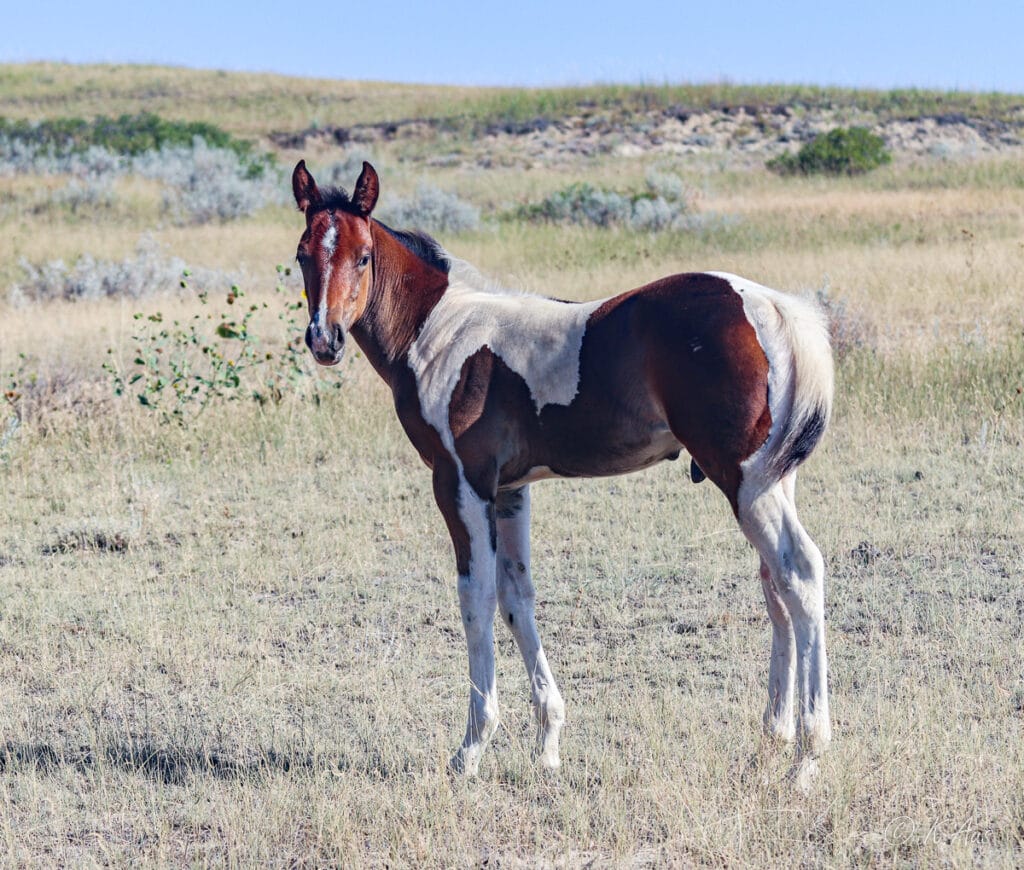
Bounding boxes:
[332,323,345,346]
[304,323,319,349]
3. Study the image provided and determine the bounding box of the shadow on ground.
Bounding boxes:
[0,739,330,784]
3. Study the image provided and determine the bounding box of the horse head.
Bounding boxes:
[291,159,379,366]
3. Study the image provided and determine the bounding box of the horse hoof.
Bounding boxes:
[537,749,561,772]
[448,747,482,777]
[788,756,820,793]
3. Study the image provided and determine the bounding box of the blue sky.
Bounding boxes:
[3,1,1023,92]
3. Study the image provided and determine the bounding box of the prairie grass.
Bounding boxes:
[1,66,1023,867]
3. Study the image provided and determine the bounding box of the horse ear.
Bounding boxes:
[352,162,379,217]
[292,160,321,214]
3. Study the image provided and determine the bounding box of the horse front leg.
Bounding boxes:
[495,486,565,770]
[433,460,499,776]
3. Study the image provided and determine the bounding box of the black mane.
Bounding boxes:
[377,223,451,275]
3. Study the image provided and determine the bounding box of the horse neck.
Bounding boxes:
[348,222,449,385]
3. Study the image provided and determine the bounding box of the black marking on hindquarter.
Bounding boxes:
[779,405,828,477]
[496,487,525,519]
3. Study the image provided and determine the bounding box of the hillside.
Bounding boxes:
[3,62,1023,156]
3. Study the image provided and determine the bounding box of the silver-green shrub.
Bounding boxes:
[380,184,480,234]
[322,151,379,189]
[1,135,285,224]
[9,236,236,304]
[519,170,693,232]
[131,138,286,223]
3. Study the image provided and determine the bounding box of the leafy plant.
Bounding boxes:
[3,352,29,415]
[767,126,892,176]
[0,112,263,164]
[103,267,340,425]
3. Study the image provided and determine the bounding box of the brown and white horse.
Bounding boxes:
[292,160,834,779]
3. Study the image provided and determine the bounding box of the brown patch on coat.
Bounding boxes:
[587,273,771,510]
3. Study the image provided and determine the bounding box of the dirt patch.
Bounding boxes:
[41,528,130,555]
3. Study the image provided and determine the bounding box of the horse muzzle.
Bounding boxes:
[305,320,346,366]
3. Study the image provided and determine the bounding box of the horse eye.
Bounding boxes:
[358,254,370,268]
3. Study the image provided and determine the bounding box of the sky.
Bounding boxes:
[3,0,1024,93]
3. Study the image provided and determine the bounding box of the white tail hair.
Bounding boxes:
[711,273,835,483]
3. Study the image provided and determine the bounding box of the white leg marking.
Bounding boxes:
[739,481,831,759]
[760,470,799,743]
[450,477,499,777]
[495,487,565,770]
[759,557,797,742]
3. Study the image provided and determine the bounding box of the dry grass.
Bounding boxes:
[0,62,494,135]
[1,66,1023,867]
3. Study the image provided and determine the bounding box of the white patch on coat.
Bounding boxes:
[408,262,605,448]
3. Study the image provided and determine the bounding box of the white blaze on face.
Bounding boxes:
[318,219,337,324]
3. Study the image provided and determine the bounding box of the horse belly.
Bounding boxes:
[536,418,683,482]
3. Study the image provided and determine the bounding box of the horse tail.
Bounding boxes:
[746,287,835,483]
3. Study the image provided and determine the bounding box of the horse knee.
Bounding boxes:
[777,536,824,613]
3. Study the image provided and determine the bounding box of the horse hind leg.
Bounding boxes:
[739,478,831,760]
[495,486,565,770]
[759,556,797,743]
[760,470,799,742]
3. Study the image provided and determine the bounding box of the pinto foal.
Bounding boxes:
[292,161,834,777]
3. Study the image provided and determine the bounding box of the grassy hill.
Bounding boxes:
[2,61,1023,138]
